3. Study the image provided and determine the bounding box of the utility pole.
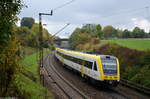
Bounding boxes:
[39,11,53,99]
[39,10,53,68]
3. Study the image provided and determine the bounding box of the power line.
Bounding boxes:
[53,0,76,11]
[51,23,70,38]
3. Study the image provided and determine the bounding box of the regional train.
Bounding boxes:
[55,48,120,87]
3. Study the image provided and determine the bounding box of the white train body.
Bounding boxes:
[55,48,120,86]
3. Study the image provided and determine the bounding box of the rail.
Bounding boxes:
[120,78,150,95]
[43,54,89,99]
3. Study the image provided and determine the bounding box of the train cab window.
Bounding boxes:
[94,61,97,71]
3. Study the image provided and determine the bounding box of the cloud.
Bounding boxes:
[19,0,150,37]
[132,18,150,32]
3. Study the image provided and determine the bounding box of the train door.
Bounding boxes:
[81,60,85,77]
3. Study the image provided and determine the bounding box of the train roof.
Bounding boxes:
[56,48,117,59]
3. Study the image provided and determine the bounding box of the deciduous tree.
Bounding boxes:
[0,0,23,96]
[21,17,35,29]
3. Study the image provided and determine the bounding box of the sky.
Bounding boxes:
[19,0,150,38]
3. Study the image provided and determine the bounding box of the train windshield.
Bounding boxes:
[101,58,117,76]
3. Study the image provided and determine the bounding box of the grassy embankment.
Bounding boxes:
[103,39,150,51]
[15,47,53,99]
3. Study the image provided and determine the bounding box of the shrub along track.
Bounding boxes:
[42,53,150,99]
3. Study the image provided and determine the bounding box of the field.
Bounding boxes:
[103,39,150,51]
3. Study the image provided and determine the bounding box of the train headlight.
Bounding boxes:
[109,81,112,84]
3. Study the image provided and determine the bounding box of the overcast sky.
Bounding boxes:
[19,0,150,38]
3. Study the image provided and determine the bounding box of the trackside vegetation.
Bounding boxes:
[0,0,23,96]
[15,48,53,98]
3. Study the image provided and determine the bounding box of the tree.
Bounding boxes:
[103,25,117,38]
[69,28,92,49]
[81,24,97,36]
[122,29,131,38]
[0,0,23,96]
[132,27,146,38]
[96,24,103,39]
[14,26,31,46]
[116,28,123,38]
[31,23,51,40]
[21,17,35,29]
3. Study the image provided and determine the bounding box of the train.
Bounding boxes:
[55,48,120,87]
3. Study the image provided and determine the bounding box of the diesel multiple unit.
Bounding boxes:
[55,48,120,87]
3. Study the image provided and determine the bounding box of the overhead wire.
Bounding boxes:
[51,23,70,38]
[53,0,76,11]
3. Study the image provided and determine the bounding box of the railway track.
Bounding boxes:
[42,54,88,99]
[120,79,150,95]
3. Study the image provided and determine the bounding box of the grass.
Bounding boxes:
[15,74,46,98]
[15,48,53,99]
[21,52,40,81]
[103,39,150,51]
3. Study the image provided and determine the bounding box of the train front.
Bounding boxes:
[100,55,120,87]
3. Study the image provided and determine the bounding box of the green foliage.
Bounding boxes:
[81,24,97,35]
[0,0,23,96]
[14,49,53,98]
[14,74,46,99]
[15,23,51,48]
[15,26,31,35]
[14,26,32,46]
[21,53,39,78]
[122,66,141,80]
[69,31,92,49]
[122,29,131,38]
[21,17,35,29]
[69,24,101,49]
[70,24,149,40]
[0,0,22,46]
[96,24,103,39]
[132,27,146,38]
[0,37,21,96]
[118,26,148,38]
[116,29,123,38]
[130,65,150,87]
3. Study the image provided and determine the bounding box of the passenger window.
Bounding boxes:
[94,61,97,71]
